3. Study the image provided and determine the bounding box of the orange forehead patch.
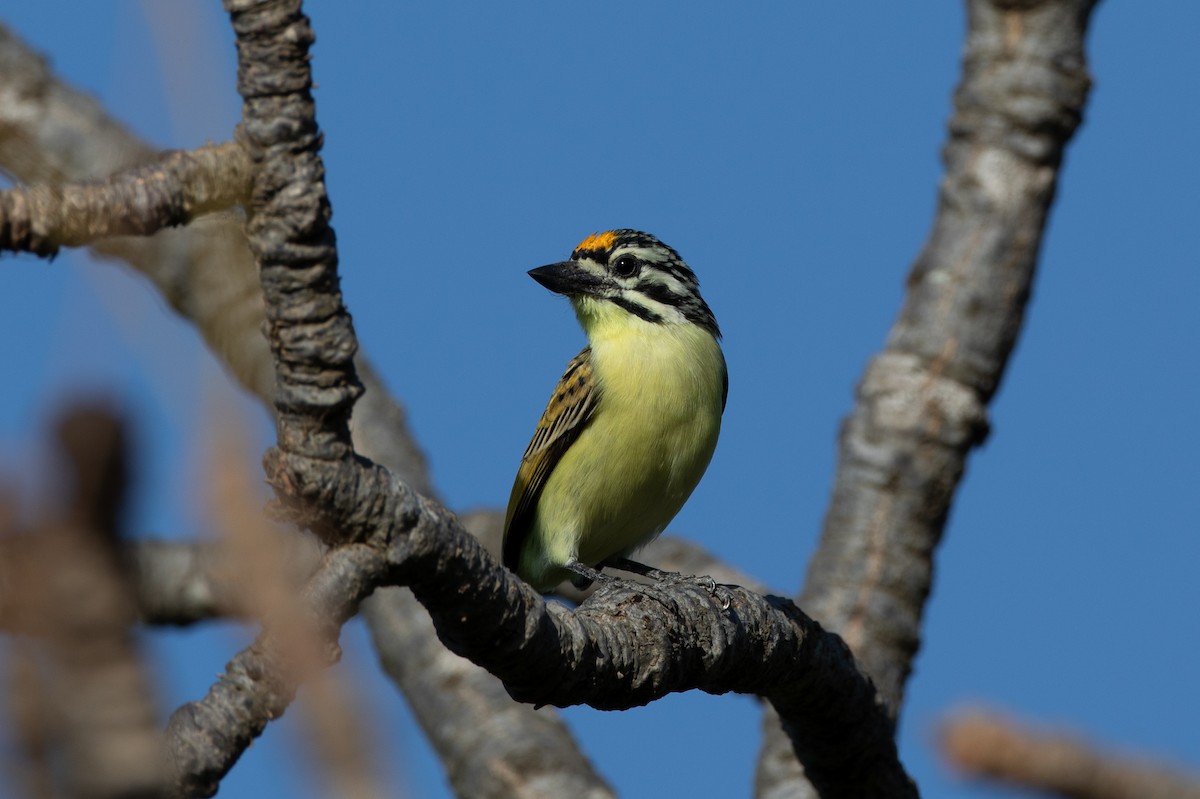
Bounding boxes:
[574,230,618,253]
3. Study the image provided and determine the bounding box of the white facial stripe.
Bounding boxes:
[567,233,720,336]
[640,268,690,295]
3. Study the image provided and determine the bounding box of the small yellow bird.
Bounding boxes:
[502,229,727,591]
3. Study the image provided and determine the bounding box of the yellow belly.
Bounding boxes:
[521,322,725,589]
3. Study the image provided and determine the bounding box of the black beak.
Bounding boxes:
[528,261,607,297]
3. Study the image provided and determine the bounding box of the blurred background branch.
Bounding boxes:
[941,711,1200,799]
[2,1,1198,798]
[0,12,613,799]
[1,404,166,798]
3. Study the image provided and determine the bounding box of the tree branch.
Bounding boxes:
[0,19,604,799]
[756,0,1099,794]
[3,6,923,797]
[226,0,360,458]
[190,440,915,797]
[362,508,616,798]
[124,538,267,625]
[940,711,1200,799]
[165,542,389,797]
[154,1,915,796]
[0,24,152,184]
[0,143,250,256]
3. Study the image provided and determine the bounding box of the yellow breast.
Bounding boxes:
[525,310,725,588]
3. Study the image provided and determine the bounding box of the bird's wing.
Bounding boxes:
[502,347,601,571]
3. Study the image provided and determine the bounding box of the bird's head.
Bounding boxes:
[528,229,720,338]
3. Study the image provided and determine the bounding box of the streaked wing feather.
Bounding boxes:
[502,347,600,571]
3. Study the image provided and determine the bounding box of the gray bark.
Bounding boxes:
[756,0,1100,795]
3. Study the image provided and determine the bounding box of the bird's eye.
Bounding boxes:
[611,254,641,278]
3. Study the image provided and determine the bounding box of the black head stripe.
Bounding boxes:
[612,229,677,257]
[611,295,663,324]
[567,229,719,336]
[572,247,609,264]
[685,300,721,338]
[638,279,682,308]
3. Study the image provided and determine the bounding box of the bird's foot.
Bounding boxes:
[602,557,731,610]
[564,559,614,591]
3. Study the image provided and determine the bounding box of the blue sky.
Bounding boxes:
[2,3,1198,798]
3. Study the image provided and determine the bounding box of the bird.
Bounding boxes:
[502,229,727,592]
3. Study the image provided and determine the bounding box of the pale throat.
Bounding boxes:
[574,298,724,415]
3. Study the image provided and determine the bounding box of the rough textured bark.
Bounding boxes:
[148,5,914,794]
[0,19,600,799]
[2,6,918,797]
[165,542,389,797]
[362,509,615,799]
[260,445,912,797]
[155,2,651,796]
[0,143,249,256]
[9,523,756,631]
[226,1,359,456]
[756,0,1099,795]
